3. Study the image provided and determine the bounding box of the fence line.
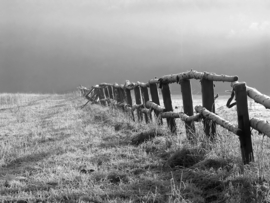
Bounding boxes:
[78,70,270,165]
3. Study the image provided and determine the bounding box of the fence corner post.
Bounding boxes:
[234,82,254,164]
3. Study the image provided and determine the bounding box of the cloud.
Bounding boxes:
[249,21,270,31]
[227,11,270,38]
[248,21,270,35]
[249,22,259,30]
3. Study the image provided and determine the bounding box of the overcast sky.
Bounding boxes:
[0,0,269,94]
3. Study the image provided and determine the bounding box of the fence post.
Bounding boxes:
[234,82,254,164]
[112,86,117,100]
[93,88,99,104]
[149,82,162,124]
[117,88,123,110]
[104,86,110,104]
[125,88,135,121]
[98,88,106,106]
[180,79,196,139]
[113,84,121,104]
[161,83,176,133]
[119,86,126,111]
[108,86,114,99]
[134,85,143,122]
[140,86,150,123]
[201,79,216,138]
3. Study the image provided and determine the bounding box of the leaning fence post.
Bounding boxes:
[93,88,99,104]
[119,85,126,111]
[234,82,254,164]
[180,79,196,139]
[117,88,123,110]
[201,79,216,138]
[104,86,110,104]
[134,85,143,122]
[98,87,107,106]
[125,88,135,121]
[140,84,150,123]
[113,85,117,100]
[160,83,176,133]
[149,80,162,124]
[108,86,114,100]
[113,83,121,107]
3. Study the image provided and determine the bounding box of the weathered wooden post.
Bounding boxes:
[117,88,123,110]
[92,87,100,104]
[160,82,176,133]
[201,79,216,137]
[233,82,254,164]
[113,83,121,104]
[108,85,114,99]
[117,88,122,104]
[119,85,126,111]
[180,79,196,139]
[134,84,143,122]
[124,85,135,121]
[104,86,110,104]
[149,79,162,124]
[139,82,150,123]
[98,87,107,106]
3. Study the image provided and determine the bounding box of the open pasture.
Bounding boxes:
[0,92,270,202]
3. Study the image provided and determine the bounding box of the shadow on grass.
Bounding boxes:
[0,148,65,178]
[1,152,51,176]
[0,181,53,196]
[36,132,72,145]
[98,135,132,148]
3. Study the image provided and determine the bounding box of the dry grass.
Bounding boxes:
[0,92,270,202]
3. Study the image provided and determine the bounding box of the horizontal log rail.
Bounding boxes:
[159,70,238,84]
[145,101,165,112]
[117,70,238,90]
[250,118,270,137]
[80,69,270,165]
[195,105,242,136]
[141,107,152,115]
[232,81,270,109]
[113,83,120,88]
[137,81,149,88]
[160,112,201,122]
[92,85,101,89]
[131,104,144,111]
[99,83,113,87]
[124,80,136,90]
[174,112,201,122]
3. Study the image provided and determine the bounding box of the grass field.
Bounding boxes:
[1,92,270,202]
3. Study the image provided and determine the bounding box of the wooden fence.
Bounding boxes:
[78,70,270,165]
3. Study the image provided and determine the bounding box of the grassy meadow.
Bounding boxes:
[0,92,270,202]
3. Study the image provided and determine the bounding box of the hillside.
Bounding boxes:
[0,93,270,202]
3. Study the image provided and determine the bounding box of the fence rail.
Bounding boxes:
[78,70,270,165]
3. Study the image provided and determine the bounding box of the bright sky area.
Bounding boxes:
[0,0,269,94]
